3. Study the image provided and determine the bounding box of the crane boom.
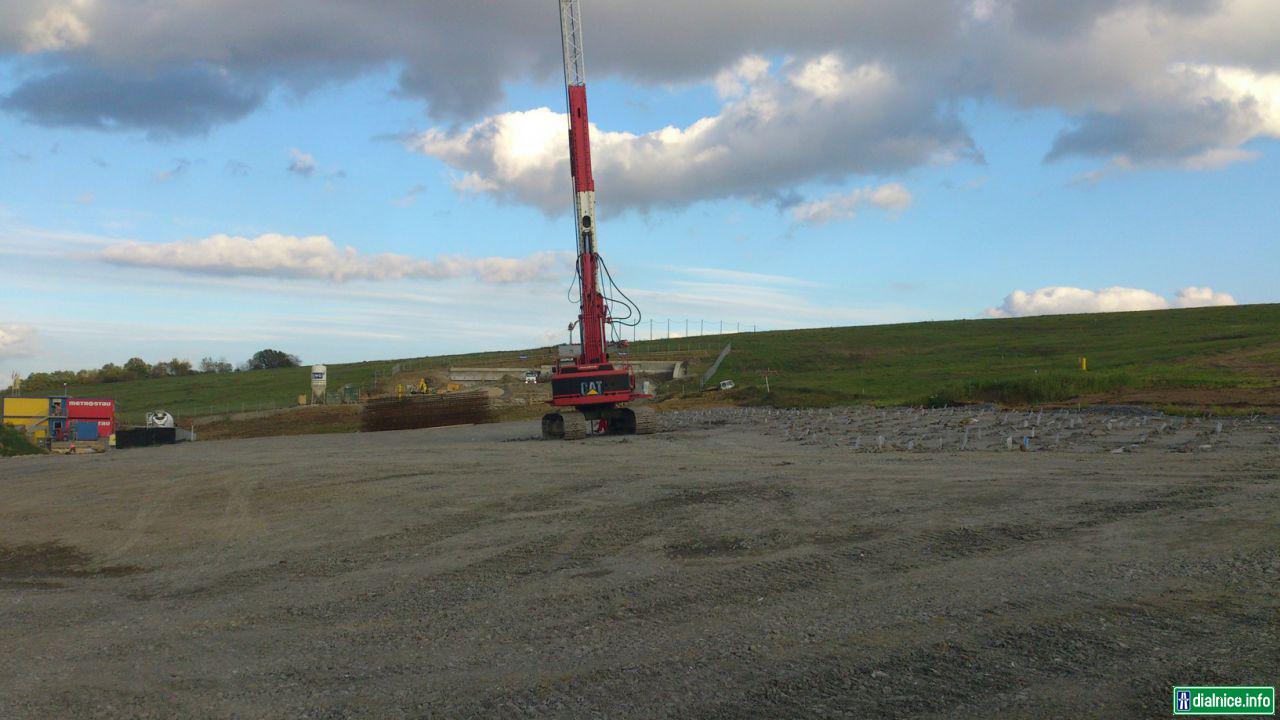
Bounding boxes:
[558,0,606,367]
[559,0,587,88]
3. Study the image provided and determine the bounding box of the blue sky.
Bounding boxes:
[1,1,1277,384]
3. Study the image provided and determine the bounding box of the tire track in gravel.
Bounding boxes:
[274,535,575,623]
[249,471,1268,653]
[245,480,784,623]
[449,584,1262,719]
[509,474,1247,641]
[258,482,804,627]
[367,478,608,553]
[128,478,610,602]
[837,477,1239,571]
[233,467,1251,646]
[685,586,1278,719]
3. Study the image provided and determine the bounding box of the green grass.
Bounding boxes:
[44,359,440,424]
[6,304,1279,420]
[652,304,1280,408]
[1,424,44,457]
[21,348,563,424]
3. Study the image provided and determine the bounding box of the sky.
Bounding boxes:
[1,0,1277,385]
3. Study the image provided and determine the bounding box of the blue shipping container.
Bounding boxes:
[74,421,99,441]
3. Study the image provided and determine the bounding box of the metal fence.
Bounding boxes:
[630,319,760,342]
[115,399,291,426]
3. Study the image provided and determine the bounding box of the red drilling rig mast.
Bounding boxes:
[541,0,655,441]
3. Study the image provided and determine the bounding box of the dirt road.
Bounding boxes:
[2,410,1277,718]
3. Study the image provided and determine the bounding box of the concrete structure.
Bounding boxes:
[311,365,328,405]
[449,368,533,383]
[550,360,686,379]
[645,360,688,379]
[451,361,685,384]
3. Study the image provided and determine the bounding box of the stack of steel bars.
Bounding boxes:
[361,390,495,433]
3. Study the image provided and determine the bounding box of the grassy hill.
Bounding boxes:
[11,304,1279,423]
[21,352,527,425]
[0,424,44,456]
[692,304,1280,411]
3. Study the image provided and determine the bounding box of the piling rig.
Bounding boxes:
[541,0,655,441]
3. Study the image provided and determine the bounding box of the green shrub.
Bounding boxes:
[958,371,1131,405]
[0,425,44,457]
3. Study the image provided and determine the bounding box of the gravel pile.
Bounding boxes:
[661,405,1280,453]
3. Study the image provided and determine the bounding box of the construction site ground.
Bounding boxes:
[2,408,1277,718]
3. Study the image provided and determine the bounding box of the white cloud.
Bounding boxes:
[1174,286,1237,308]
[0,323,36,358]
[791,182,914,225]
[412,55,968,215]
[287,148,316,177]
[21,2,90,53]
[154,158,190,182]
[390,183,426,208]
[986,285,1238,318]
[3,1,1277,193]
[714,55,771,99]
[664,266,823,288]
[968,0,996,23]
[1047,59,1280,174]
[98,233,570,284]
[630,279,921,331]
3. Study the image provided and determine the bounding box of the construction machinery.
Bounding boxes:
[145,410,176,429]
[541,0,655,441]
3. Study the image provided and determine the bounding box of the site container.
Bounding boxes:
[2,397,52,419]
[2,398,52,440]
[68,398,116,436]
[115,427,177,449]
[4,397,116,441]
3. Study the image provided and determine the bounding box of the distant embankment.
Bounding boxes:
[14,303,1279,421]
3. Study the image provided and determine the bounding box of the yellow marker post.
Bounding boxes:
[1081,356,1088,372]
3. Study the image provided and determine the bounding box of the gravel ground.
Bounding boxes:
[662,405,1280,454]
[1,408,1277,718]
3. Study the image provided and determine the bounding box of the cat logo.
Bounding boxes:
[581,381,603,396]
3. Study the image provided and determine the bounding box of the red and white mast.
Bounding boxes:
[558,0,609,367]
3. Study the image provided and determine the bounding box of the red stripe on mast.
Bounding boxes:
[567,85,595,192]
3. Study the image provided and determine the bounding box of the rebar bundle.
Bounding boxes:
[361,391,495,433]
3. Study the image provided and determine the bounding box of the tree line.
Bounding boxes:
[7,349,302,396]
